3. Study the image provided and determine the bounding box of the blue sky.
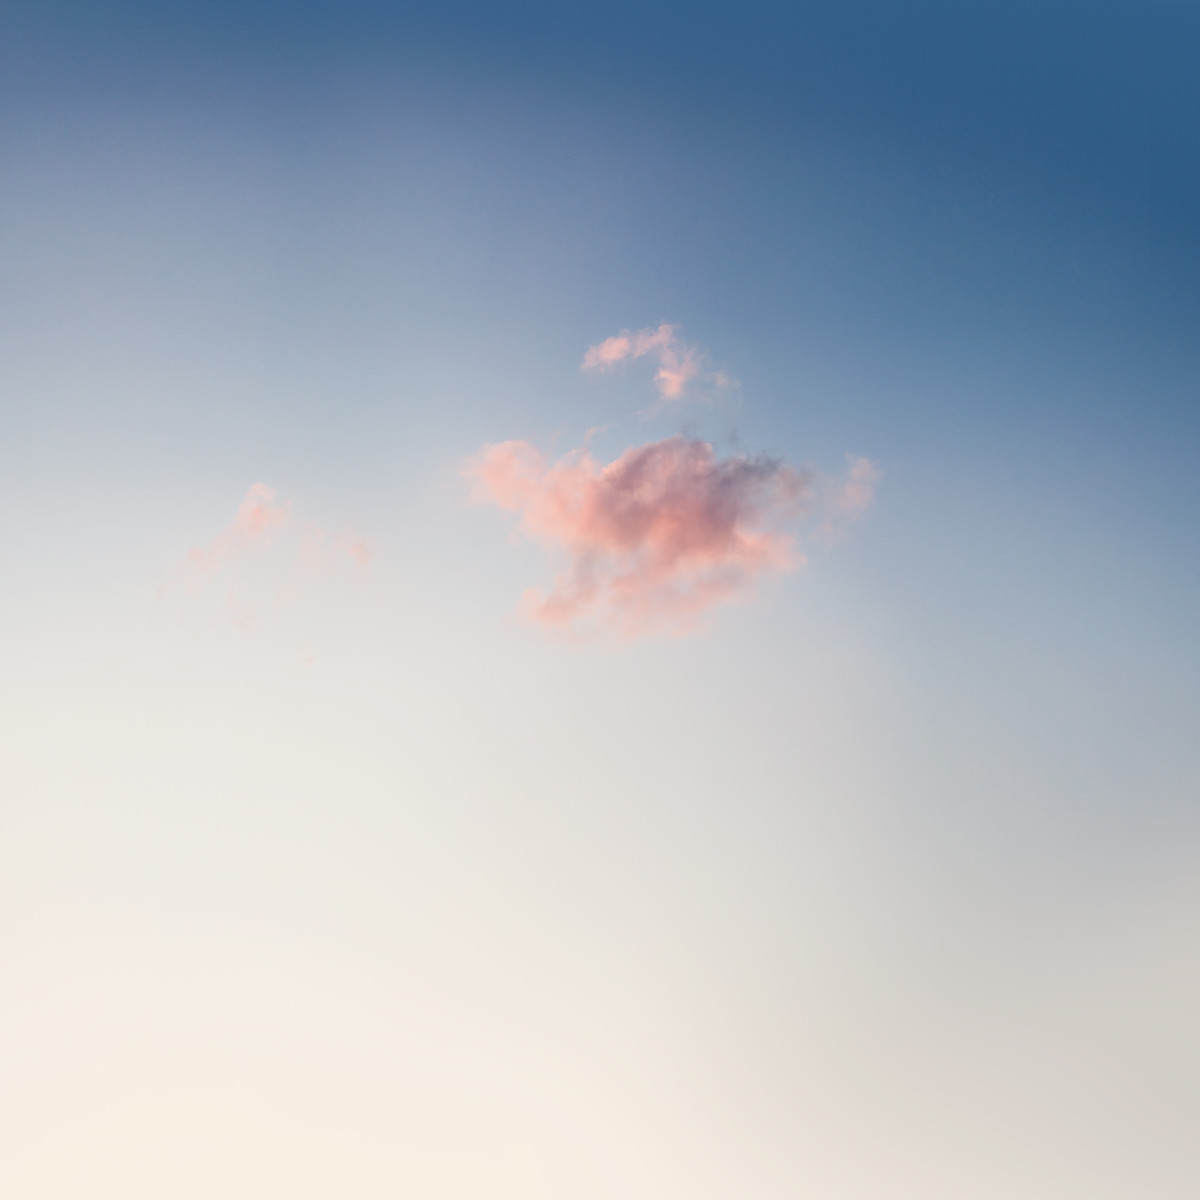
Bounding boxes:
[2,2,1198,1196]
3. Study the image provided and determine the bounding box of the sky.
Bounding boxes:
[2,1,1199,1196]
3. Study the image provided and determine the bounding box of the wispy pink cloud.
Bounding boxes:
[160,483,372,632]
[475,329,878,635]
[466,436,817,636]
[819,456,883,539]
[582,323,705,405]
[347,536,374,567]
[184,482,290,574]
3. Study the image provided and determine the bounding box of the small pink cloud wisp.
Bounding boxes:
[582,324,703,404]
[185,482,289,574]
[162,483,372,631]
[467,435,818,636]
[821,455,882,538]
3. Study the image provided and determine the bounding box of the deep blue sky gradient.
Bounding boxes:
[3,0,1198,871]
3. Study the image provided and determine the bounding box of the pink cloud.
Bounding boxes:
[466,435,815,636]
[161,484,372,632]
[184,482,289,575]
[347,536,374,567]
[582,323,704,405]
[820,456,883,539]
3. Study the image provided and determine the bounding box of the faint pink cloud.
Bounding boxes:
[184,482,290,574]
[582,323,705,405]
[347,536,374,567]
[466,435,817,636]
[160,483,372,632]
[819,456,883,539]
